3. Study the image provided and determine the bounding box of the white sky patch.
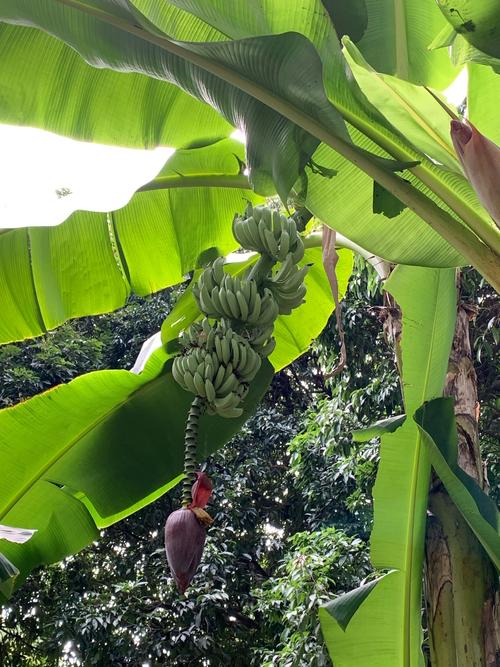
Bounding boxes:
[0,124,174,229]
[230,128,246,144]
[443,66,468,110]
[264,522,284,538]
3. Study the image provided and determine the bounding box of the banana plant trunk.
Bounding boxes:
[424,299,500,666]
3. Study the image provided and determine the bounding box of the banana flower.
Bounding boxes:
[451,119,500,228]
[164,472,213,594]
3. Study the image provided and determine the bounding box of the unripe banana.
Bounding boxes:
[277,230,290,261]
[212,257,225,284]
[233,204,305,262]
[221,337,231,365]
[205,379,216,402]
[218,406,243,419]
[247,291,262,324]
[213,363,226,390]
[236,290,249,320]
[183,371,197,394]
[193,372,206,396]
[263,228,279,256]
[225,289,240,319]
[231,338,240,367]
[217,373,239,396]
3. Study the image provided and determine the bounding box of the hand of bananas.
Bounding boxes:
[172,204,309,418]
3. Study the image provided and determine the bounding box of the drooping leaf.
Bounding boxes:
[0,1,349,201]
[321,266,457,666]
[320,572,395,632]
[0,348,272,593]
[0,139,262,345]
[414,397,500,570]
[351,414,406,442]
[1,0,491,278]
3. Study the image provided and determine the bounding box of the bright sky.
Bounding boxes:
[0,124,174,228]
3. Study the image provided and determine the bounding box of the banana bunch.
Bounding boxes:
[264,253,310,315]
[173,320,261,418]
[232,204,304,263]
[194,261,279,329]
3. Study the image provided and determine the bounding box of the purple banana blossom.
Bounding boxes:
[451,119,500,228]
[164,507,206,594]
[165,472,214,593]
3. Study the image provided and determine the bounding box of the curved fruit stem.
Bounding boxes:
[181,396,205,507]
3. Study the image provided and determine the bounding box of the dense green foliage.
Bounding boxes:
[0,262,496,666]
[0,261,387,665]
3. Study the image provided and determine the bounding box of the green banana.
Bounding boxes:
[205,379,216,403]
[225,289,241,319]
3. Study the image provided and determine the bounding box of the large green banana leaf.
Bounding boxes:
[320,265,457,666]
[0,349,272,600]
[0,243,348,598]
[2,0,494,278]
[0,138,262,345]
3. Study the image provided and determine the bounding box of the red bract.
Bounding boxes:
[189,471,213,509]
[164,508,206,594]
[450,119,500,228]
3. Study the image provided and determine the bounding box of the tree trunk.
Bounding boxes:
[425,301,500,666]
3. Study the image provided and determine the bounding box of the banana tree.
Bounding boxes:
[0,1,499,665]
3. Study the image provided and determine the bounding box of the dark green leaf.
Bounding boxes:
[414,397,500,569]
[352,414,406,442]
[372,182,407,218]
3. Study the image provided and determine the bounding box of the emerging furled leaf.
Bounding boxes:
[450,119,500,228]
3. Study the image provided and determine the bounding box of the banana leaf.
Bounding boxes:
[320,265,457,666]
[414,397,500,570]
[1,0,492,277]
